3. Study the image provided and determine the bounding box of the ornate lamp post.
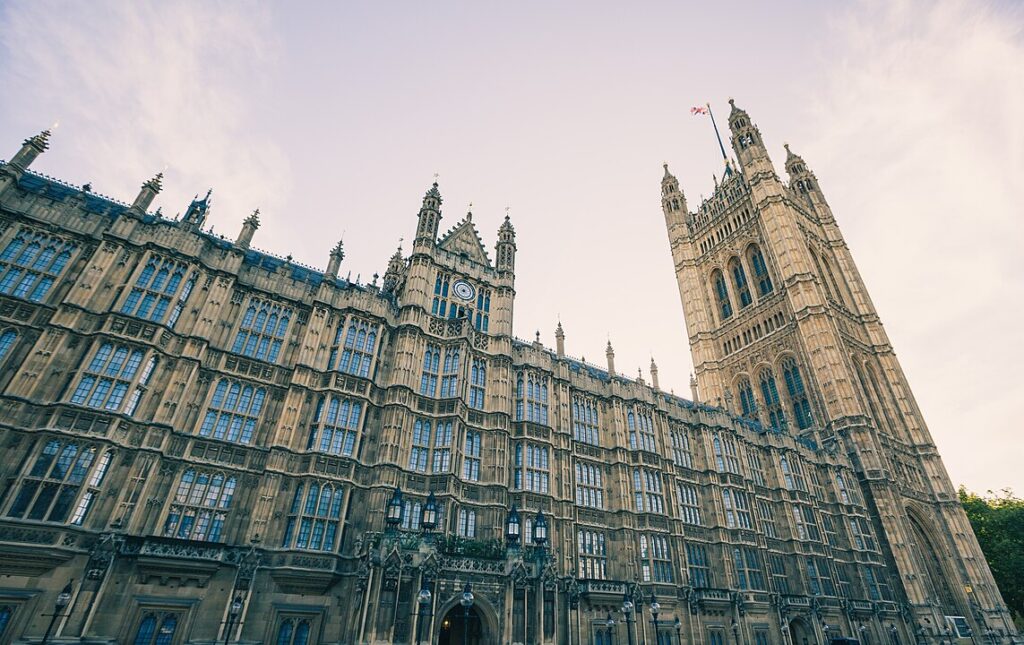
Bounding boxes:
[506,504,521,547]
[889,625,900,645]
[675,617,683,645]
[607,612,618,645]
[460,583,475,645]
[223,595,243,645]
[533,509,548,548]
[733,618,741,645]
[421,491,438,533]
[823,624,832,645]
[41,581,74,645]
[415,578,432,645]
[386,486,404,533]
[650,594,661,640]
[622,592,636,645]
[858,624,868,645]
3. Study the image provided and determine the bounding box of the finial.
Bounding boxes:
[204,188,213,201]
[784,143,790,152]
[245,208,260,225]
[535,330,541,343]
[638,367,643,379]
[332,239,344,255]
[728,98,735,106]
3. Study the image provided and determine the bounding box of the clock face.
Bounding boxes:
[452,280,475,301]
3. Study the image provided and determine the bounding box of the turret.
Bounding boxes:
[784,144,829,208]
[325,240,345,279]
[689,373,699,403]
[496,214,516,273]
[661,164,688,230]
[181,189,212,232]
[129,172,163,214]
[606,340,616,377]
[650,357,660,390]
[235,209,260,250]
[414,182,442,246]
[382,244,405,295]
[555,322,565,357]
[8,129,51,172]
[727,99,774,178]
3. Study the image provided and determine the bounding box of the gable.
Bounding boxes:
[438,216,492,267]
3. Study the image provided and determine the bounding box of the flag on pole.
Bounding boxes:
[691,106,709,115]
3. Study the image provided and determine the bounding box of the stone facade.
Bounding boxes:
[0,106,1016,645]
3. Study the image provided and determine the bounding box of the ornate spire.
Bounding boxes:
[382,242,406,295]
[130,171,164,214]
[235,208,260,250]
[24,129,51,152]
[8,128,53,172]
[180,189,212,232]
[496,210,516,273]
[650,357,660,390]
[416,181,443,245]
[555,321,565,357]
[605,340,616,376]
[326,238,345,279]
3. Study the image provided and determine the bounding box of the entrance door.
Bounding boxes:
[790,618,815,645]
[438,604,485,645]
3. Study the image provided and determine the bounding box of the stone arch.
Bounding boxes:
[433,587,500,645]
[905,503,963,615]
[788,616,816,645]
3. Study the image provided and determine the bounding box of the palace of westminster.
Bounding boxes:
[0,100,1017,645]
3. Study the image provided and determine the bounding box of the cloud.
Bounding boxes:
[797,0,1024,491]
[0,1,290,237]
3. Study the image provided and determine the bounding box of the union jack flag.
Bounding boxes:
[691,106,709,115]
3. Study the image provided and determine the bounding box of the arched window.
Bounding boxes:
[69,342,147,414]
[712,270,732,321]
[758,369,786,431]
[329,316,379,378]
[0,229,76,302]
[121,256,191,325]
[736,377,756,419]
[197,378,267,444]
[747,245,773,296]
[420,344,440,396]
[5,440,112,525]
[231,298,291,363]
[306,396,362,457]
[281,481,344,551]
[133,612,179,645]
[782,358,814,429]
[163,469,236,541]
[0,329,16,363]
[276,618,311,645]
[729,257,752,308]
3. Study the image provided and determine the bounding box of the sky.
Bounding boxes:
[0,0,1021,493]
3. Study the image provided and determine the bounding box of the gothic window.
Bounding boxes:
[231,298,291,363]
[457,507,476,537]
[281,481,343,551]
[733,547,766,590]
[440,347,460,397]
[747,451,766,486]
[515,371,548,424]
[747,244,773,296]
[431,273,450,317]
[627,407,656,452]
[574,461,604,509]
[769,553,790,594]
[132,611,180,645]
[757,499,777,538]
[409,418,432,472]
[848,516,877,551]
[69,342,151,415]
[736,377,757,419]
[780,455,807,491]
[275,618,312,645]
[432,420,453,473]
[0,228,76,302]
[721,489,753,529]
[792,504,821,542]
[432,273,491,332]
[633,468,664,513]
[515,443,550,492]
[162,469,236,541]
[572,394,600,445]
[712,269,732,321]
[758,369,787,431]
[474,287,491,332]
[729,257,752,308]
[670,426,693,468]
[5,440,112,525]
[639,534,673,583]
[462,430,481,481]
[836,472,853,504]
[577,529,607,579]
[805,557,836,595]
[328,316,379,378]
[821,513,839,546]
[712,432,741,474]
[120,255,194,326]
[197,378,267,445]
[0,329,16,364]
[0,605,12,637]
[420,344,440,396]
[676,482,703,525]
[468,358,486,409]
[307,396,362,457]
[782,358,814,429]
[864,567,891,601]
[686,543,712,588]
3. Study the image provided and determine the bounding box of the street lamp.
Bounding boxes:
[41,581,74,645]
[732,618,741,645]
[858,624,868,645]
[607,612,618,645]
[223,595,243,645]
[533,509,548,546]
[415,578,432,645]
[889,625,900,645]
[944,626,954,645]
[823,624,832,645]
[460,583,475,645]
[675,617,683,645]
[421,491,438,532]
[622,592,636,645]
[506,504,521,547]
[386,486,404,531]
[650,593,661,637]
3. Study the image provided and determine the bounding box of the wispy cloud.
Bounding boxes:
[797,0,1024,491]
[0,1,289,234]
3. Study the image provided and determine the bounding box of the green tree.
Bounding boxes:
[958,486,1024,624]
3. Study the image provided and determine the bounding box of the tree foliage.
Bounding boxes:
[958,486,1024,622]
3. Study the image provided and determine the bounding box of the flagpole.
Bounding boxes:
[706,102,729,163]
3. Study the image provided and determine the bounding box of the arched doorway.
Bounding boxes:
[438,603,486,645]
[906,508,961,615]
[789,617,815,645]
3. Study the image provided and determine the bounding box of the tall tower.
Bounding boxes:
[664,100,1016,639]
